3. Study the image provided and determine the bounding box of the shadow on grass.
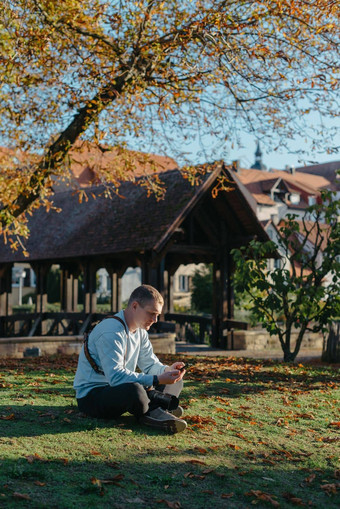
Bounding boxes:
[0,404,141,439]
[0,450,338,509]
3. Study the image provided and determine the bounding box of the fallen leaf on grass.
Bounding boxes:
[90,450,101,456]
[318,436,339,443]
[202,468,214,475]
[185,415,217,425]
[106,461,120,469]
[33,481,46,486]
[304,474,316,484]
[235,432,249,441]
[201,490,214,495]
[283,492,306,506]
[57,458,69,465]
[246,490,280,507]
[227,443,240,450]
[166,446,179,451]
[91,475,124,489]
[156,499,181,508]
[0,413,15,420]
[25,453,45,463]
[193,447,208,454]
[321,482,340,495]
[186,459,207,465]
[328,421,340,428]
[13,492,30,500]
[221,493,234,499]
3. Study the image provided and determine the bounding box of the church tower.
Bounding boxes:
[251,142,266,170]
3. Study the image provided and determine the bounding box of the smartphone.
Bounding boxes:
[179,363,191,372]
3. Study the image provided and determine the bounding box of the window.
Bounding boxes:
[178,275,189,292]
[274,258,282,269]
[12,267,27,287]
[290,193,300,205]
[308,196,316,206]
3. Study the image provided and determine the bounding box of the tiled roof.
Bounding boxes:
[0,163,268,263]
[53,140,178,190]
[296,161,340,188]
[237,167,332,205]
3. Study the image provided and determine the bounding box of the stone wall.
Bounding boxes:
[0,332,176,358]
[228,329,324,351]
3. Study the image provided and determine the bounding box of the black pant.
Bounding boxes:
[77,382,179,420]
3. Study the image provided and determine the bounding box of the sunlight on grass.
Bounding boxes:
[0,355,339,508]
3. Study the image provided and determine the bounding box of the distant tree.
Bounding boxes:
[191,264,213,314]
[0,0,339,246]
[232,191,340,362]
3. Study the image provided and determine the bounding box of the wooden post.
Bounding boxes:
[109,272,117,313]
[32,262,50,334]
[212,260,221,348]
[0,264,13,317]
[115,272,122,312]
[165,262,178,314]
[83,262,97,314]
[32,263,50,315]
[61,265,79,312]
[226,252,235,320]
[212,223,228,348]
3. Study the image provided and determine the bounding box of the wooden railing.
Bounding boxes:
[164,312,248,344]
[0,312,249,347]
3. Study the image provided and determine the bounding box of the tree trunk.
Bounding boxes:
[322,321,340,363]
[283,350,296,362]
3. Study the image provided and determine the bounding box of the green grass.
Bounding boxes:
[0,355,339,508]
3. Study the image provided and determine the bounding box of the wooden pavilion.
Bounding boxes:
[0,162,269,347]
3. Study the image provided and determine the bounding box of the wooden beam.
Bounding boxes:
[193,207,219,244]
[167,244,217,255]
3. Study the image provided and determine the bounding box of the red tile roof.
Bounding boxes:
[237,167,332,206]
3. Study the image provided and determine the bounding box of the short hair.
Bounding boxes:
[128,284,164,307]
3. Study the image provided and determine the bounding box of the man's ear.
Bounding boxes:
[131,301,139,311]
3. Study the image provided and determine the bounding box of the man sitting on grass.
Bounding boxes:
[74,284,187,434]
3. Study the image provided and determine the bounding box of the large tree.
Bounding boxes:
[0,0,339,243]
[232,191,340,362]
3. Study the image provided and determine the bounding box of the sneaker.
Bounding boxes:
[139,407,187,434]
[170,406,184,418]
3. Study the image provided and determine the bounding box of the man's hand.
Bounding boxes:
[158,367,185,385]
[165,361,185,372]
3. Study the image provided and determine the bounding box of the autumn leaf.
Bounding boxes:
[34,480,46,486]
[25,453,45,463]
[0,413,15,420]
[202,468,214,475]
[193,447,208,454]
[283,492,306,505]
[304,473,316,484]
[246,490,280,507]
[328,421,340,428]
[226,443,240,450]
[57,458,69,465]
[13,492,31,500]
[156,500,181,508]
[221,493,234,499]
[105,461,120,469]
[320,482,339,495]
[186,459,207,465]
